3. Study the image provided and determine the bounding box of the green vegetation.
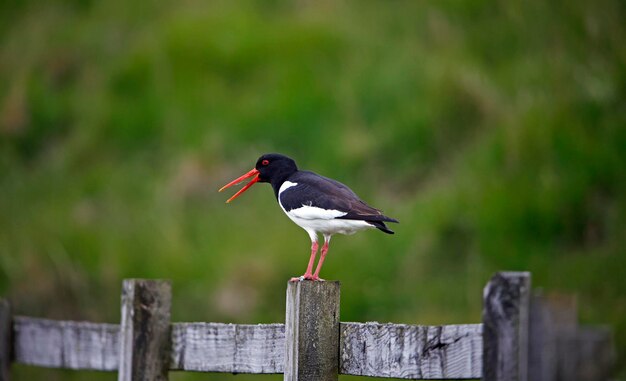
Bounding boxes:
[1,0,625,379]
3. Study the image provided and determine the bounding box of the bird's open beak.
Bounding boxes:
[219,168,260,203]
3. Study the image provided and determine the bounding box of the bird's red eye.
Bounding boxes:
[262,159,269,166]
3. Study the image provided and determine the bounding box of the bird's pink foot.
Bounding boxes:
[289,274,325,282]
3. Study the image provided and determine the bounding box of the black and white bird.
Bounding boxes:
[219,153,398,281]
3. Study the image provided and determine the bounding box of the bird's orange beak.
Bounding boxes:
[219,168,260,203]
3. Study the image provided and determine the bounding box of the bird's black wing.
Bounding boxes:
[282,171,398,224]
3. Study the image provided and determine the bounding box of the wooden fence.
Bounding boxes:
[0,272,615,381]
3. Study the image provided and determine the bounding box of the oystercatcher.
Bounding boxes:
[219,153,398,281]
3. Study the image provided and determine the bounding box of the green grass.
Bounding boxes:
[1,0,625,379]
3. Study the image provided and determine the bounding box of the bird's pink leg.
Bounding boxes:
[290,241,318,282]
[312,236,331,281]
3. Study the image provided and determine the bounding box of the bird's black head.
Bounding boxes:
[255,153,298,184]
[219,153,298,203]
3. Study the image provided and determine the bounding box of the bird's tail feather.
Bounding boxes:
[368,220,395,234]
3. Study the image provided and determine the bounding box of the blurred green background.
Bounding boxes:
[1,0,625,379]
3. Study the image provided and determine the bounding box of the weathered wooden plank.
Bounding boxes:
[10,316,614,380]
[13,317,486,379]
[0,299,11,381]
[529,293,616,381]
[284,280,340,381]
[118,279,172,381]
[13,318,286,373]
[13,316,119,371]
[545,294,578,381]
[528,293,557,381]
[340,322,483,379]
[483,271,531,381]
[170,322,284,373]
[565,326,615,381]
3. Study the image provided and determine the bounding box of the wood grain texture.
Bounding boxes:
[340,322,482,379]
[9,274,613,380]
[12,317,485,379]
[8,313,615,380]
[483,272,531,381]
[284,280,340,381]
[170,322,284,373]
[13,318,285,374]
[0,299,11,381]
[118,279,172,381]
[13,316,119,371]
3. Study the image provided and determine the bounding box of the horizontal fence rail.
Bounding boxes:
[340,322,483,379]
[0,272,616,381]
[13,317,119,371]
[171,322,285,373]
[12,317,484,378]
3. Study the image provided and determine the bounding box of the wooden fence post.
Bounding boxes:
[284,280,340,381]
[118,279,172,381]
[528,292,557,381]
[0,299,10,381]
[483,272,531,381]
[544,294,578,381]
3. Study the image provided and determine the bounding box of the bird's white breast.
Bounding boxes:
[278,181,373,237]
